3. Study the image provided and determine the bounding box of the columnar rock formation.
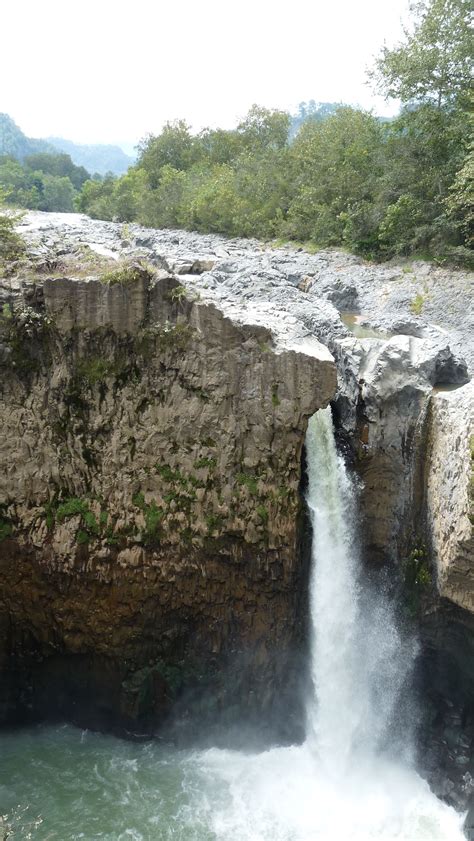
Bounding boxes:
[0,235,336,731]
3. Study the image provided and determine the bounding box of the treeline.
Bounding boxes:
[0,152,90,212]
[2,0,472,265]
[76,97,471,265]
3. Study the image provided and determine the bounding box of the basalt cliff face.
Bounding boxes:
[0,218,336,735]
[0,213,473,783]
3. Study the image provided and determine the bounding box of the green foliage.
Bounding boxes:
[138,120,198,186]
[0,203,25,264]
[75,174,116,219]
[370,0,472,106]
[156,464,188,485]
[167,284,187,303]
[56,497,99,534]
[39,173,75,212]
[285,107,384,248]
[24,152,89,189]
[100,263,145,286]
[137,321,194,355]
[206,513,223,534]
[410,292,425,314]
[446,140,474,245]
[52,496,106,544]
[140,164,186,228]
[75,356,111,385]
[0,157,40,208]
[236,472,258,495]
[0,510,12,541]
[0,150,91,212]
[1,305,52,377]
[111,167,147,221]
[289,101,343,138]
[378,195,425,255]
[402,543,432,615]
[237,105,290,153]
[193,456,216,470]
[132,492,164,545]
[72,2,472,266]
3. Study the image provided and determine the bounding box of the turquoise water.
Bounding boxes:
[0,725,215,840]
[0,724,465,841]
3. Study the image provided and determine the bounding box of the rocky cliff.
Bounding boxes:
[426,386,474,612]
[0,212,473,774]
[0,220,336,734]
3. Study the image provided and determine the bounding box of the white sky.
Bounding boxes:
[2,0,410,149]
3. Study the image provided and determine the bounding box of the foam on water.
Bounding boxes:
[192,407,465,841]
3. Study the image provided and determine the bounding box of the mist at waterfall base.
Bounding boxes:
[0,409,465,840]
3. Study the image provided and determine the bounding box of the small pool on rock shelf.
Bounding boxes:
[0,409,466,841]
[340,311,392,340]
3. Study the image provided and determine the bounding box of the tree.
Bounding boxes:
[38,174,75,212]
[138,121,198,187]
[76,175,116,219]
[25,152,90,189]
[0,189,24,264]
[112,168,148,222]
[196,127,242,165]
[237,105,290,153]
[0,157,40,208]
[446,140,474,245]
[286,107,384,247]
[370,0,473,106]
[137,165,185,228]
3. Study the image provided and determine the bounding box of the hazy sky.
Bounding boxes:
[2,0,410,149]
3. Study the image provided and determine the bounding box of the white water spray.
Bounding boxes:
[305,407,415,775]
[196,406,465,840]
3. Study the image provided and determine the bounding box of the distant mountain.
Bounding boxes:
[289,101,345,138]
[47,137,135,176]
[290,101,393,139]
[0,113,55,159]
[0,113,134,177]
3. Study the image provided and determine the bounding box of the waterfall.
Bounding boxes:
[196,406,465,840]
[305,406,415,775]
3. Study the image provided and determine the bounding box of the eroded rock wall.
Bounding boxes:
[0,263,336,733]
[425,386,474,612]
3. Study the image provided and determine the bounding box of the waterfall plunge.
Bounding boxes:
[197,407,465,841]
[305,407,415,775]
[0,409,464,841]
[3,407,465,840]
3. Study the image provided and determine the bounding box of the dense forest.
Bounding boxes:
[0,151,90,213]
[1,0,472,265]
